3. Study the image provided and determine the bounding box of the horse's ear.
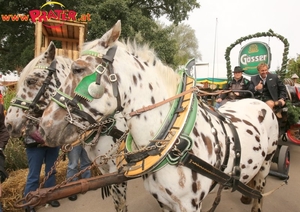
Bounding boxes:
[44,41,56,61]
[102,20,121,48]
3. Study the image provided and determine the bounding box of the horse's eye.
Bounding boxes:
[73,68,85,74]
[26,78,37,85]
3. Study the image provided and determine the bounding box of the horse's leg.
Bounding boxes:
[240,180,254,205]
[150,193,172,212]
[207,185,224,212]
[109,182,128,212]
[250,160,272,212]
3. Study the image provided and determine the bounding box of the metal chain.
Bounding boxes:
[78,117,117,140]
[95,139,168,166]
[39,151,66,189]
[24,113,40,123]
[40,130,168,194]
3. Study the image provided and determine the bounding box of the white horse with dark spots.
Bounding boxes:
[38,21,278,212]
[4,42,129,212]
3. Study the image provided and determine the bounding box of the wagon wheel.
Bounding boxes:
[277,145,290,178]
[286,124,300,145]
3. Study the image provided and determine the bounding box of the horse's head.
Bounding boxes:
[5,41,72,138]
[39,20,179,147]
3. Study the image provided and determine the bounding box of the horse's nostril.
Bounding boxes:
[6,123,12,132]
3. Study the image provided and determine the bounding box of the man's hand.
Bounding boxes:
[278,98,286,106]
[255,80,263,90]
[216,98,222,103]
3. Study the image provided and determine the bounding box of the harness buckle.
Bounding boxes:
[232,166,241,178]
[95,64,107,74]
[172,145,182,157]
[109,74,118,82]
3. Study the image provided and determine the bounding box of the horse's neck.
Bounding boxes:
[121,72,179,147]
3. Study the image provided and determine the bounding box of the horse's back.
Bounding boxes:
[219,98,278,179]
[219,98,278,140]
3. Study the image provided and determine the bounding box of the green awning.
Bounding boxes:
[196,77,227,85]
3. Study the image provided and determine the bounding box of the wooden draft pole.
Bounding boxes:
[14,172,139,208]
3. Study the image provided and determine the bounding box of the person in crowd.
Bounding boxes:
[0,103,9,212]
[0,91,3,104]
[215,66,251,108]
[23,129,60,212]
[66,145,91,201]
[249,62,287,114]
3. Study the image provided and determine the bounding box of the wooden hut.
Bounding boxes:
[34,19,87,60]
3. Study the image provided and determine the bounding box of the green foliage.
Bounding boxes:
[4,137,28,171]
[2,84,26,171]
[3,87,16,110]
[286,101,300,127]
[286,55,300,80]
[165,23,202,65]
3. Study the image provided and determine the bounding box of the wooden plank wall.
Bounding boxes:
[35,20,86,60]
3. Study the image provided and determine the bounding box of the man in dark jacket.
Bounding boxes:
[215,66,251,108]
[249,62,287,110]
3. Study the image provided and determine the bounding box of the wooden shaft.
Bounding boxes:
[15,172,138,208]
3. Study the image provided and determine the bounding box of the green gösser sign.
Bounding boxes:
[238,41,271,76]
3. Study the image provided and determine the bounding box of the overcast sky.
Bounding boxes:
[184,0,299,78]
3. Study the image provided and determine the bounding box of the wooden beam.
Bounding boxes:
[79,26,84,53]
[67,42,72,59]
[35,22,43,57]
[44,19,87,28]
[47,36,79,43]
[73,42,79,59]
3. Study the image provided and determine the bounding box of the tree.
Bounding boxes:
[165,23,202,65]
[286,55,300,79]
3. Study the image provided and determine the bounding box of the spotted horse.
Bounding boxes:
[4,42,129,212]
[38,21,279,212]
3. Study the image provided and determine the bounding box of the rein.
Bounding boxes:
[129,87,199,117]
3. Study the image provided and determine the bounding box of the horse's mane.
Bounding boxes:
[81,39,180,96]
[18,54,72,90]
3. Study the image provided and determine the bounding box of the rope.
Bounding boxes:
[262,181,287,197]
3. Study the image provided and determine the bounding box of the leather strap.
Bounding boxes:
[129,87,198,117]
[103,46,123,112]
[29,59,58,113]
[203,105,242,191]
[181,153,262,199]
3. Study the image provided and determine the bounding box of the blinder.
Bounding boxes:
[11,59,60,116]
[75,45,123,112]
